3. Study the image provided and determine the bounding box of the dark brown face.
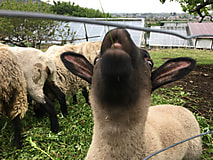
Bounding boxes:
[61,28,196,108]
[91,28,153,107]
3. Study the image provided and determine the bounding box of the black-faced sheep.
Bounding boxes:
[0,47,28,148]
[45,41,101,104]
[61,28,202,159]
[8,47,68,132]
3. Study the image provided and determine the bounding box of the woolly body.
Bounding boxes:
[0,47,28,120]
[87,103,202,159]
[45,41,101,96]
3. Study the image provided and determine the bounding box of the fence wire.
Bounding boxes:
[0,9,212,160]
[143,130,213,160]
[0,10,213,40]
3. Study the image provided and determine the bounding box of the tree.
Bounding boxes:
[160,0,213,22]
[50,1,111,18]
[0,0,59,47]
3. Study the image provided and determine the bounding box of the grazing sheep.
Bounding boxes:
[8,47,68,132]
[0,47,28,148]
[45,41,101,104]
[61,28,202,159]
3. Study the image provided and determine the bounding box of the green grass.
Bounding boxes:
[149,48,213,68]
[0,91,93,159]
[0,48,213,159]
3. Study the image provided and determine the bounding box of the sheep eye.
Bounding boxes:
[147,60,153,67]
[94,57,100,65]
[145,57,153,68]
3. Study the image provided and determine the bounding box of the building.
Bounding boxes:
[149,22,213,49]
[54,18,146,47]
[188,23,213,49]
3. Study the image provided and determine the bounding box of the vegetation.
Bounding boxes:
[160,0,213,22]
[0,0,59,47]
[149,48,213,68]
[0,48,213,159]
[0,0,111,47]
[50,1,111,18]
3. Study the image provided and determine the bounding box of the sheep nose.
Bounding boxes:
[111,42,122,49]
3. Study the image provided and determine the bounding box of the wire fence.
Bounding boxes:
[0,9,212,160]
[0,10,213,40]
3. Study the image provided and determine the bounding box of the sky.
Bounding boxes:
[43,0,184,13]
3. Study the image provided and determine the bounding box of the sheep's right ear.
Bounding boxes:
[61,51,93,84]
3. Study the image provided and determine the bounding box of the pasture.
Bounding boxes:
[0,48,213,159]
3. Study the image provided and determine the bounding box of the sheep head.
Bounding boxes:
[61,28,196,107]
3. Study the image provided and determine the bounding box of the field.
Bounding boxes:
[0,48,213,159]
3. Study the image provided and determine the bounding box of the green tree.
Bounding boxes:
[160,0,213,22]
[0,0,58,47]
[50,1,111,18]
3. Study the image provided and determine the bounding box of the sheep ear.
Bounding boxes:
[61,51,93,84]
[151,57,196,91]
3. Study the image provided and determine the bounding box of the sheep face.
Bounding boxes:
[92,28,153,107]
[61,28,196,106]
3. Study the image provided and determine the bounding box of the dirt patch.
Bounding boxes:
[162,64,213,120]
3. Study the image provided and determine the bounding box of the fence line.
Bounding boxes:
[143,130,213,160]
[0,10,213,40]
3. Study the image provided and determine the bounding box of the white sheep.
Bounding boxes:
[45,41,101,104]
[61,28,202,159]
[0,46,28,148]
[7,46,68,132]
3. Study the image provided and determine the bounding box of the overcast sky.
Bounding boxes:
[44,0,184,13]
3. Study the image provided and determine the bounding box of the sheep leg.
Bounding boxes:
[82,87,90,105]
[12,115,22,148]
[44,82,68,117]
[43,96,59,133]
[47,82,68,117]
[72,94,77,104]
[33,103,46,117]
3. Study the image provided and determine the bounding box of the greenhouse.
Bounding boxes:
[55,18,146,47]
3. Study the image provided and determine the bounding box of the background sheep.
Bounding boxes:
[45,41,101,104]
[8,47,68,133]
[0,47,28,148]
[61,28,202,159]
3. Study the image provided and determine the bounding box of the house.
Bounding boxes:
[188,23,213,49]
[149,22,213,49]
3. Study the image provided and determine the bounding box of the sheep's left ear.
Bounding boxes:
[151,57,196,91]
[61,51,93,83]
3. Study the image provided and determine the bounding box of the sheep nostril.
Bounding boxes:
[111,42,122,49]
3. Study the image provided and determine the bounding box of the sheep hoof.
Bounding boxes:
[14,141,22,149]
[51,123,59,133]
[62,111,69,117]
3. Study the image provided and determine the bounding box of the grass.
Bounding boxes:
[0,91,93,159]
[0,48,213,159]
[149,48,213,68]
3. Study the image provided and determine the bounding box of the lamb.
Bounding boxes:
[45,41,101,104]
[7,46,68,133]
[0,46,28,148]
[60,28,202,159]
